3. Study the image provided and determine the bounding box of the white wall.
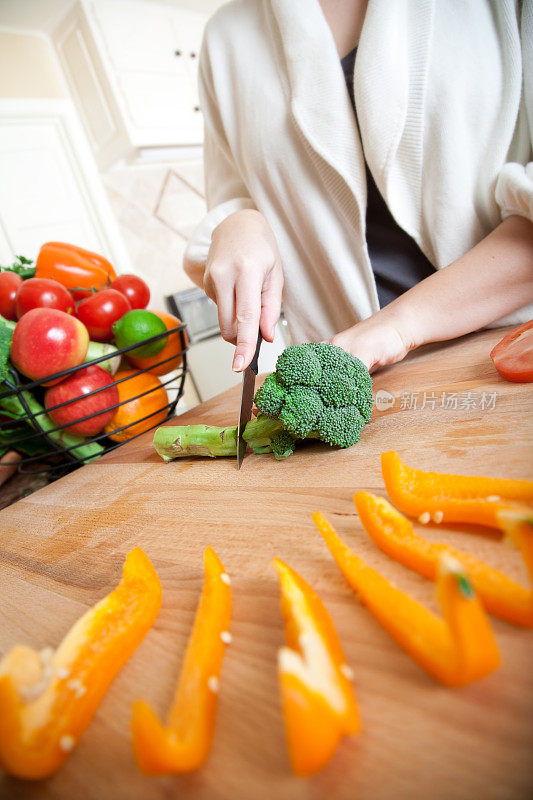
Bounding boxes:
[0,0,228,33]
[0,30,66,98]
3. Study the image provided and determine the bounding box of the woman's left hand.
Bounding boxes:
[328,313,412,373]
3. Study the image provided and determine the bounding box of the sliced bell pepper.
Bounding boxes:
[381,451,533,528]
[0,548,161,780]
[273,558,360,777]
[497,506,533,565]
[312,512,500,686]
[131,547,231,775]
[355,491,533,627]
[35,242,117,299]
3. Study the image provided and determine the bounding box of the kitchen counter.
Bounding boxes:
[1,327,532,800]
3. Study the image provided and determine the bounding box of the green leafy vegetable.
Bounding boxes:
[0,255,36,279]
[0,322,13,382]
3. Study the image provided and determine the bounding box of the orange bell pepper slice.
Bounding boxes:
[312,513,500,687]
[381,451,533,528]
[355,491,533,627]
[273,558,360,777]
[131,547,231,775]
[0,548,161,780]
[498,507,533,552]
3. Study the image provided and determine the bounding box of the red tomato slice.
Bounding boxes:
[490,320,533,383]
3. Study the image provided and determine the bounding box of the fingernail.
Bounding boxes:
[233,354,244,372]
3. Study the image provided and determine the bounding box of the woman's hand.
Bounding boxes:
[329,312,412,373]
[204,209,283,371]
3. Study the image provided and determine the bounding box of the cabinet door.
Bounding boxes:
[0,100,132,268]
[88,0,206,146]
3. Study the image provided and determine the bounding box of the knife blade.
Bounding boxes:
[236,331,262,469]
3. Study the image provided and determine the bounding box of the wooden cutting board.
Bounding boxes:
[1,327,532,800]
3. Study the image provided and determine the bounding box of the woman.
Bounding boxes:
[184,0,533,373]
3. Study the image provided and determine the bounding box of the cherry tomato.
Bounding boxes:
[15,277,74,319]
[490,320,533,383]
[76,288,131,342]
[0,272,23,321]
[110,274,150,310]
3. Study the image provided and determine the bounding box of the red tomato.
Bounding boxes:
[110,274,150,310]
[15,277,74,319]
[0,272,23,320]
[76,288,131,342]
[490,320,533,383]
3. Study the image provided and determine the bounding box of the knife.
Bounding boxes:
[236,331,262,469]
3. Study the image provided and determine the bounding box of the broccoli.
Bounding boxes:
[153,342,373,461]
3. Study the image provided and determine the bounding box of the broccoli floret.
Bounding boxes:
[356,371,373,422]
[255,342,372,454]
[153,342,373,462]
[253,372,286,415]
[275,344,322,388]
[309,342,352,376]
[311,343,373,421]
[316,406,366,448]
[279,387,323,438]
[271,430,296,459]
[321,373,358,407]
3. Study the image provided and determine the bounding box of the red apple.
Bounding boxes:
[10,308,89,384]
[45,365,119,435]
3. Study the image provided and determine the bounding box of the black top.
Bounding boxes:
[341,47,435,307]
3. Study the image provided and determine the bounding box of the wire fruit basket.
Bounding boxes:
[0,323,188,476]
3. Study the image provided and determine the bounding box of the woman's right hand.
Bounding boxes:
[204,209,284,372]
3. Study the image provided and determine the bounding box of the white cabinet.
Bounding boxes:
[0,99,132,271]
[53,0,207,168]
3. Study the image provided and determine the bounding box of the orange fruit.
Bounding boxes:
[126,310,188,376]
[104,370,168,442]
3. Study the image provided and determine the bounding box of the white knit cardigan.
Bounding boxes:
[185,0,533,344]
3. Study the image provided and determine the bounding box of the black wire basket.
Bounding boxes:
[0,323,188,476]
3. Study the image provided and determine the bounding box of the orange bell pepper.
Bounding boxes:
[273,558,360,777]
[36,242,117,299]
[498,507,533,550]
[381,451,533,528]
[312,513,500,686]
[355,491,533,627]
[0,548,161,780]
[131,547,231,775]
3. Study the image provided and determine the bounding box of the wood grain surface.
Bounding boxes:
[0,327,532,800]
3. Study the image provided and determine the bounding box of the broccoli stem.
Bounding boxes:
[153,414,285,461]
[153,424,238,459]
[242,414,284,450]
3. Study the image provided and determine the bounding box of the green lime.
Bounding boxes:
[112,310,167,358]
